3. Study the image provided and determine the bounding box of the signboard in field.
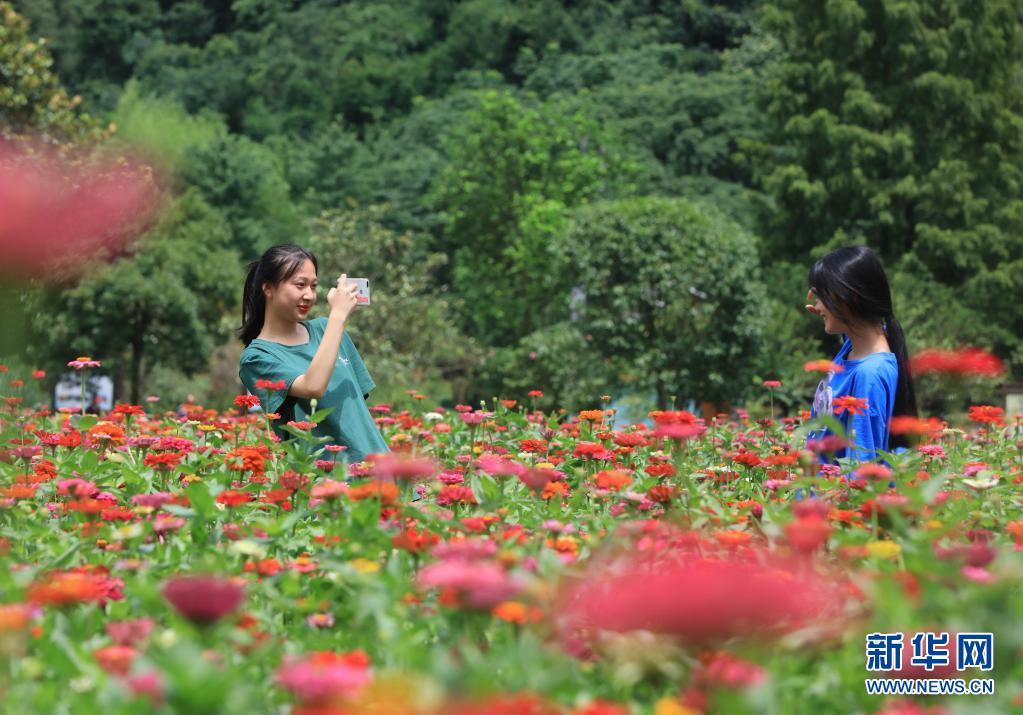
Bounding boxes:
[54,373,114,413]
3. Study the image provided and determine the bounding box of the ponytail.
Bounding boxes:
[240,261,265,346]
[238,244,318,346]
[885,314,918,449]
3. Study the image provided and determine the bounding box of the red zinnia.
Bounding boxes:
[833,395,869,416]
[910,347,1003,377]
[573,441,612,460]
[216,490,253,508]
[732,451,763,468]
[889,416,944,436]
[968,405,1004,426]
[234,394,260,409]
[648,410,699,425]
[144,452,183,471]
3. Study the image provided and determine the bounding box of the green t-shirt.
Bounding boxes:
[238,318,389,464]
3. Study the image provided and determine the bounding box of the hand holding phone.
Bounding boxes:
[345,278,371,305]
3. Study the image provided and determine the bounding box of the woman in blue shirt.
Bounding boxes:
[805,246,917,461]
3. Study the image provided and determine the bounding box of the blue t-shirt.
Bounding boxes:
[807,337,898,461]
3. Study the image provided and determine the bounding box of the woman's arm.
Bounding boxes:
[290,274,360,400]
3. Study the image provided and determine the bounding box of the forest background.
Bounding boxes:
[2,0,1021,418]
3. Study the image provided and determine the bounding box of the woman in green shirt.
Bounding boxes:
[237,244,389,464]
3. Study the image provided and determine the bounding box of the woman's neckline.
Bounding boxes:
[252,321,312,347]
[838,341,896,364]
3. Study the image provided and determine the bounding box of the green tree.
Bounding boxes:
[33,191,239,402]
[556,196,766,408]
[756,0,1023,372]
[432,88,634,347]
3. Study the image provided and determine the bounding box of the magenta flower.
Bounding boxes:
[130,492,173,508]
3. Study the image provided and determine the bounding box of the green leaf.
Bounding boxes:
[921,474,948,504]
[71,414,98,431]
[308,407,336,423]
[185,480,215,518]
[47,542,82,570]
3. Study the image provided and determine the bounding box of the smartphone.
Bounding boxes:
[346,277,371,305]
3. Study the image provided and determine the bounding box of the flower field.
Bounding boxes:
[1,369,1022,715]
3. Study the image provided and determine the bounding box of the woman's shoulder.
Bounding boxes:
[239,341,277,364]
[849,352,898,384]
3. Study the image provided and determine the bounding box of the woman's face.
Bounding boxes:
[807,289,848,335]
[265,259,317,321]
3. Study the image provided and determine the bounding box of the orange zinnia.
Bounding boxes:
[714,530,753,548]
[348,481,400,505]
[594,470,632,491]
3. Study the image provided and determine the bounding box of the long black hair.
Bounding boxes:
[809,246,918,428]
[240,244,318,346]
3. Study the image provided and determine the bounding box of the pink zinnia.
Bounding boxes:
[557,552,844,647]
[459,411,490,425]
[67,356,102,369]
[106,618,155,646]
[854,464,893,481]
[653,423,706,441]
[418,560,522,609]
[0,144,159,278]
[366,454,438,481]
[163,575,244,625]
[57,478,98,498]
[310,479,348,500]
[477,455,526,477]
[431,538,498,561]
[275,651,371,704]
[519,468,563,491]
